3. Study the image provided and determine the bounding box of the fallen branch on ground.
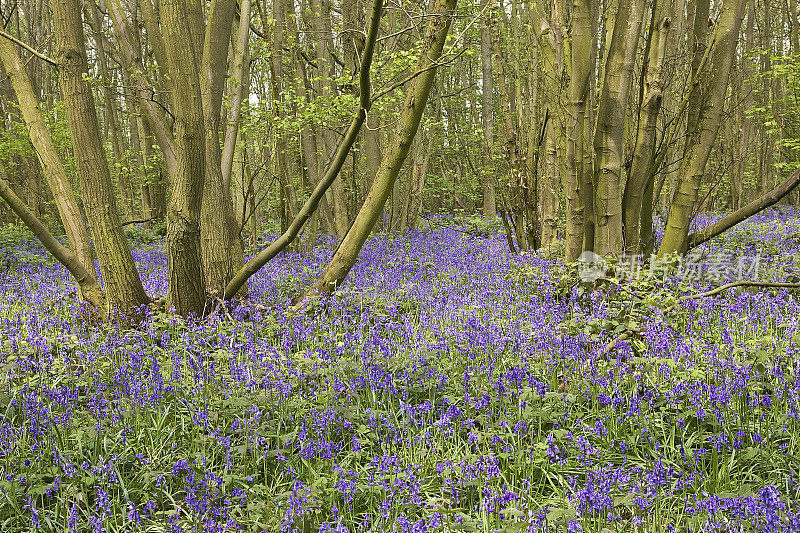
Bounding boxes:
[601,280,800,355]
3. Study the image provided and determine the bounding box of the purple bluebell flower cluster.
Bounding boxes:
[0,212,799,531]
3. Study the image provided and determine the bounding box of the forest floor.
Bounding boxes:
[0,211,799,532]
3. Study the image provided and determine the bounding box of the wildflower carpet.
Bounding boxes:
[0,213,799,532]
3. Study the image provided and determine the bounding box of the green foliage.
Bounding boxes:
[0,224,50,274]
[749,50,800,175]
[123,222,165,246]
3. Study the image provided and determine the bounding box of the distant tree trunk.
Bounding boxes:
[284,0,336,236]
[658,0,747,255]
[159,0,207,315]
[303,0,457,298]
[491,0,536,251]
[735,0,755,208]
[88,2,136,221]
[223,0,384,299]
[480,0,496,218]
[404,79,441,231]
[51,0,149,316]
[0,35,95,275]
[106,0,177,176]
[312,0,350,236]
[757,0,773,196]
[121,66,149,222]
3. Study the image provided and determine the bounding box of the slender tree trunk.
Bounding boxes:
[121,66,149,222]
[658,0,747,255]
[0,35,95,275]
[480,0,496,218]
[221,0,251,191]
[491,0,536,250]
[106,0,177,176]
[302,0,458,298]
[51,0,149,317]
[88,2,135,221]
[312,0,350,236]
[735,0,755,208]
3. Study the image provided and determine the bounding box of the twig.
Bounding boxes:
[602,328,642,355]
[0,28,57,66]
[681,281,800,300]
[370,48,467,103]
[121,216,159,227]
[601,280,800,355]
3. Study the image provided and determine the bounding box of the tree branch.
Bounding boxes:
[223,0,384,300]
[687,166,800,249]
[0,28,57,66]
[681,281,800,300]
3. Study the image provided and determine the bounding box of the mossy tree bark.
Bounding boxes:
[199,0,247,299]
[622,1,674,253]
[0,35,95,276]
[302,0,458,298]
[658,0,747,256]
[565,0,595,262]
[159,0,207,315]
[51,0,149,317]
[592,0,646,257]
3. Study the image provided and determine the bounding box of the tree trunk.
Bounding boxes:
[51,0,149,317]
[106,0,177,176]
[88,2,136,221]
[658,0,747,255]
[221,0,251,191]
[623,2,673,253]
[0,35,95,275]
[160,0,207,315]
[565,0,595,261]
[303,0,458,298]
[735,0,756,208]
[592,0,646,257]
[313,0,350,236]
[199,0,247,298]
[480,0,496,218]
